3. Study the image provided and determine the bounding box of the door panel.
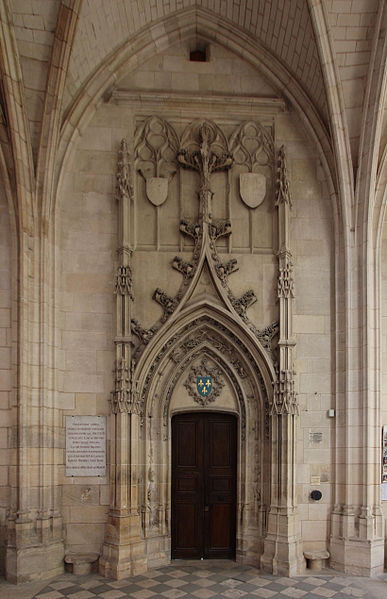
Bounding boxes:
[172,413,236,559]
[205,416,236,558]
[172,416,203,558]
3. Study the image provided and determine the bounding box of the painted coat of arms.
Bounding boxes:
[197,376,212,398]
[184,359,225,407]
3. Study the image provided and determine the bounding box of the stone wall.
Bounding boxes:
[0,183,14,575]
[55,39,335,561]
[283,114,334,551]
[56,131,117,554]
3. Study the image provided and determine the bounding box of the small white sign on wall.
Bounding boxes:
[66,416,106,477]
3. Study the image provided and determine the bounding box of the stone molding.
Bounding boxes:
[116,138,133,203]
[275,145,292,208]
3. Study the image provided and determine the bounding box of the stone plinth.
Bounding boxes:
[65,553,99,575]
[304,550,329,571]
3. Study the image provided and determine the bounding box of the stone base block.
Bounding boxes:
[304,550,329,571]
[65,552,99,575]
[6,541,65,584]
[99,539,147,580]
[330,538,384,576]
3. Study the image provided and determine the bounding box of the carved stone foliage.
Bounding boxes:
[110,358,141,414]
[172,256,194,279]
[114,265,133,297]
[275,145,292,208]
[271,369,298,415]
[116,138,133,202]
[229,121,274,209]
[177,120,233,191]
[163,346,246,440]
[277,250,295,299]
[138,316,265,435]
[153,288,179,321]
[179,219,201,239]
[184,358,225,407]
[135,116,178,206]
[131,319,154,345]
[169,327,248,380]
[127,118,279,375]
[257,321,279,353]
[230,289,257,317]
[215,259,239,285]
[209,219,232,240]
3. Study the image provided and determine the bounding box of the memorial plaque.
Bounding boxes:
[66,416,106,477]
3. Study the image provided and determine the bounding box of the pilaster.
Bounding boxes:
[6,231,64,583]
[99,139,146,579]
[261,146,303,575]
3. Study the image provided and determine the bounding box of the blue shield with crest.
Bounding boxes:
[197,376,212,398]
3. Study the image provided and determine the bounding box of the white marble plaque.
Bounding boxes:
[66,416,106,477]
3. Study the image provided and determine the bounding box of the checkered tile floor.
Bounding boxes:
[28,562,387,599]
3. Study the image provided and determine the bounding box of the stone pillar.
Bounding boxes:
[99,140,146,579]
[261,146,303,575]
[6,232,64,583]
[329,236,384,576]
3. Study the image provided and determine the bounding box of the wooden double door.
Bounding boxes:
[171,412,237,559]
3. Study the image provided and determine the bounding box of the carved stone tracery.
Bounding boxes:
[230,120,274,172]
[271,369,298,415]
[135,116,178,205]
[114,265,133,297]
[277,249,295,299]
[110,359,141,415]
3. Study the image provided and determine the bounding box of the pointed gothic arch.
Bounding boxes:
[121,305,274,566]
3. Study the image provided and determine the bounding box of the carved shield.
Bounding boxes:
[197,377,212,398]
[239,172,266,208]
[146,176,168,206]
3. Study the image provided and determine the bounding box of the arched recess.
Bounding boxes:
[54,6,339,224]
[126,305,274,567]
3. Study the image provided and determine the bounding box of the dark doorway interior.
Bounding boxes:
[171,412,237,559]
